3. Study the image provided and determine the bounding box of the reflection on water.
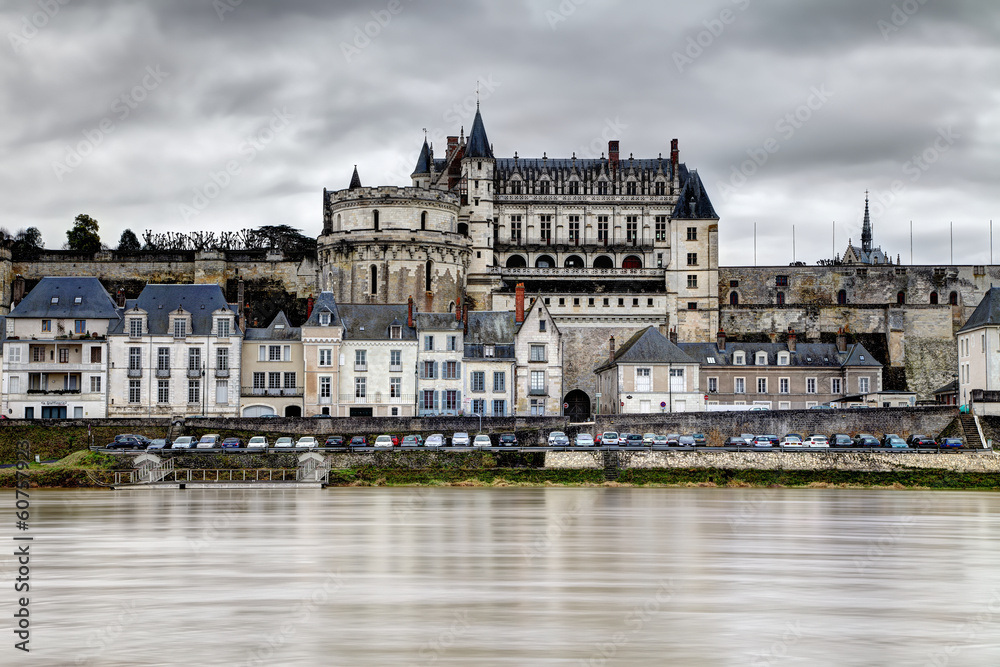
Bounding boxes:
[14,488,1000,665]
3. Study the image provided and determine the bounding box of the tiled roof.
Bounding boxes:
[959,287,1000,332]
[302,291,341,327]
[339,304,416,340]
[595,326,697,372]
[412,138,431,175]
[108,284,237,336]
[672,167,718,219]
[415,313,463,331]
[678,341,882,368]
[244,311,300,341]
[7,277,119,320]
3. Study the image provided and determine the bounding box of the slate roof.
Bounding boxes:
[349,166,362,190]
[415,313,463,331]
[339,304,416,340]
[678,341,882,368]
[7,277,119,320]
[672,167,718,219]
[958,287,1000,332]
[244,311,300,341]
[496,157,672,181]
[464,311,516,344]
[932,379,958,396]
[464,107,493,159]
[302,291,341,327]
[412,138,432,175]
[108,284,237,336]
[595,326,698,372]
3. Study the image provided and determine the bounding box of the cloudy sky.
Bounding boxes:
[3,0,999,266]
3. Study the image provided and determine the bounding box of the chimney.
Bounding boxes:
[716,329,726,352]
[455,298,462,322]
[306,294,314,319]
[515,283,525,324]
[116,287,125,308]
[608,140,620,173]
[669,327,678,345]
[836,328,847,353]
[658,323,669,339]
[787,329,797,353]
[407,296,414,328]
[237,279,245,327]
[447,135,459,158]
[609,335,616,363]
[12,275,25,307]
[670,138,679,173]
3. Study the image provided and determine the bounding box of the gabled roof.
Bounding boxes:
[959,287,1000,332]
[412,138,431,175]
[595,326,697,372]
[672,168,718,219]
[516,296,560,335]
[8,277,119,320]
[108,284,236,336]
[339,304,416,341]
[302,291,341,327]
[244,311,300,341]
[464,107,493,159]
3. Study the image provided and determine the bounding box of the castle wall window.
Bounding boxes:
[539,181,550,195]
[597,216,609,244]
[656,217,668,241]
[730,292,739,306]
[370,265,378,296]
[776,292,785,306]
[569,181,579,195]
[896,291,905,305]
[837,290,847,305]
[930,291,938,304]
[686,226,697,241]
[775,275,788,287]
[623,256,642,269]
[510,216,522,243]
[655,182,665,196]
[511,181,521,195]
[420,211,427,230]
[425,261,432,292]
[626,181,637,195]
[373,210,379,231]
[626,216,638,243]
[949,291,958,306]
[597,181,608,195]
[594,255,614,269]
[568,216,580,244]
[687,275,698,289]
[539,216,552,243]
[687,253,698,266]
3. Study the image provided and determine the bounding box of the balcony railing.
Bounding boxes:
[389,365,402,372]
[528,387,548,396]
[214,368,230,378]
[155,368,170,378]
[354,363,367,372]
[492,267,662,278]
[339,393,415,404]
[127,367,142,378]
[187,368,202,378]
[26,388,82,395]
[241,386,304,397]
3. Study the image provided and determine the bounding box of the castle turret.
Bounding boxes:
[411,138,432,189]
[861,191,872,253]
[461,104,497,308]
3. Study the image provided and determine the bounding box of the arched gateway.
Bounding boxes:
[563,390,591,422]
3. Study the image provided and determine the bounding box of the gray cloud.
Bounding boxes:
[1,0,999,266]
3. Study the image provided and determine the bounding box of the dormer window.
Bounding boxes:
[319,312,330,326]
[173,319,186,338]
[274,324,285,330]
[756,352,768,366]
[485,344,495,358]
[217,318,231,338]
[129,318,143,338]
[733,352,745,365]
[74,297,82,304]
[50,297,58,304]
[777,352,790,366]
[390,325,401,340]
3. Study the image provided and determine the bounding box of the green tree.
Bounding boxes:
[10,227,44,258]
[66,214,102,254]
[117,228,140,252]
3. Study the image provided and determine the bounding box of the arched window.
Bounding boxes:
[420,211,427,230]
[930,291,939,305]
[535,255,555,268]
[837,290,847,305]
[370,265,377,295]
[425,261,432,292]
[505,255,526,268]
[457,222,469,236]
[373,210,380,231]
[776,291,785,306]
[897,291,905,305]
[593,255,614,269]
[949,291,959,306]
[622,255,642,269]
[564,255,584,268]
[730,292,739,306]
[335,214,341,232]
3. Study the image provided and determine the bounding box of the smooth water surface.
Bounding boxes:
[7,487,1000,666]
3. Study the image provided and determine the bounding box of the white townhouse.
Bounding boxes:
[463,311,516,417]
[415,311,466,416]
[2,277,119,419]
[107,284,242,417]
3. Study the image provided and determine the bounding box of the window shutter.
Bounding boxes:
[420,363,425,380]
[283,345,290,361]
[433,391,439,410]
[456,390,462,409]
[456,362,461,379]
[433,362,438,379]
[258,345,265,362]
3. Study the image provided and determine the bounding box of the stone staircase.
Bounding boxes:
[960,413,983,448]
[167,416,185,443]
[603,450,619,481]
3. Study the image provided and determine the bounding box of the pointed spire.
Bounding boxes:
[862,190,872,253]
[465,105,493,158]
[412,138,431,176]
[349,165,362,190]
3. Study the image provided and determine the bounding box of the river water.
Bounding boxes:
[9,487,1000,666]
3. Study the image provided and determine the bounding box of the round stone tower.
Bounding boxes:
[318,179,469,311]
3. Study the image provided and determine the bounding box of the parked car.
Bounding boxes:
[829,434,853,447]
[652,434,668,447]
[780,434,803,446]
[624,433,643,447]
[753,435,776,447]
[740,433,755,445]
[196,434,221,449]
[599,432,619,447]
[246,436,269,450]
[114,434,152,447]
[908,434,937,447]
[641,433,657,446]
[498,433,518,447]
[146,438,169,451]
[882,435,908,448]
[221,437,243,449]
[451,432,470,447]
[324,435,344,448]
[401,435,423,447]
[349,435,367,448]
[666,433,681,446]
[940,437,964,448]
[295,436,318,450]
[274,437,295,448]
[473,434,492,447]
[854,434,880,447]
[803,435,829,448]
[725,436,747,446]
[575,433,595,447]
[677,435,696,447]
[547,431,570,446]
[171,436,195,449]
[424,434,444,447]
[106,436,145,450]
[310,414,333,419]
[691,433,707,446]
[373,435,394,448]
